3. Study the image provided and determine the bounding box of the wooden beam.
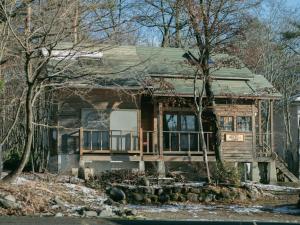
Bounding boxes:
[258,100,262,145]
[79,127,83,156]
[139,128,143,159]
[252,104,256,160]
[158,102,163,159]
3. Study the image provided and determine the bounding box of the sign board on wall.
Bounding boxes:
[225,133,244,142]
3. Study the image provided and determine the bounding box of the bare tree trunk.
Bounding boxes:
[205,76,222,163]
[161,27,170,47]
[174,2,181,48]
[0,144,2,178]
[1,85,34,183]
[197,112,211,183]
[194,76,211,182]
[73,0,79,44]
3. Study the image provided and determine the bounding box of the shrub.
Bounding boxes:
[211,162,241,186]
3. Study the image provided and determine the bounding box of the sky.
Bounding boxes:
[285,0,300,8]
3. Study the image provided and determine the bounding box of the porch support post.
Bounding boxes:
[157,160,166,177]
[139,161,145,173]
[268,160,277,184]
[153,100,158,153]
[251,161,260,182]
[158,102,163,157]
[270,100,274,154]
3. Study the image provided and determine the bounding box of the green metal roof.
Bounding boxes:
[49,44,281,98]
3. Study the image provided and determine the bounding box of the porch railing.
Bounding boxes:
[80,128,139,153]
[78,128,273,159]
[141,130,214,155]
[256,133,272,158]
[162,131,213,154]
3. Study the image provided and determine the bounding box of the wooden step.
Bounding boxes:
[276,160,300,183]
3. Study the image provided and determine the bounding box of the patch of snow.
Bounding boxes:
[63,183,96,195]
[41,48,103,60]
[228,205,263,213]
[13,176,30,185]
[173,182,205,187]
[129,203,217,213]
[243,182,300,192]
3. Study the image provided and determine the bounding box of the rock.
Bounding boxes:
[54,196,66,208]
[40,212,53,217]
[4,195,16,202]
[140,186,153,194]
[51,205,60,210]
[237,191,247,201]
[139,177,150,186]
[99,207,115,217]
[170,193,179,201]
[247,187,261,200]
[144,198,152,204]
[84,211,98,217]
[159,194,170,203]
[55,212,63,217]
[132,193,144,202]
[187,193,198,202]
[122,207,137,216]
[149,194,158,203]
[219,189,231,200]
[177,194,186,202]
[181,186,189,194]
[155,188,164,196]
[172,186,181,194]
[124,208,137,216]
[190,188,201,194]
[164,187,173,194]
[204,194,215,203]
[0,197,20,209]
[104,198,121,207]
[108,187,126,202]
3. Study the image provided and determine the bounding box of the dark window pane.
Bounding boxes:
[181,115,196,131]
[164,114,177,131]
[237,116,252,132]
[220,116,233,131]
[83,131,91,149]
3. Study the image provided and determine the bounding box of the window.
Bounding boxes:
[237,116,252,132]
[81,109,110,150]
[163,113,198,151]
[220,116,233,131]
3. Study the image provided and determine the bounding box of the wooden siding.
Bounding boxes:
[215,104,256,162]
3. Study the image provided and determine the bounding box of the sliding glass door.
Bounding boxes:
[163,113,198,151]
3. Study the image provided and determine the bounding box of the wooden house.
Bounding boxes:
[49,45,286,183]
